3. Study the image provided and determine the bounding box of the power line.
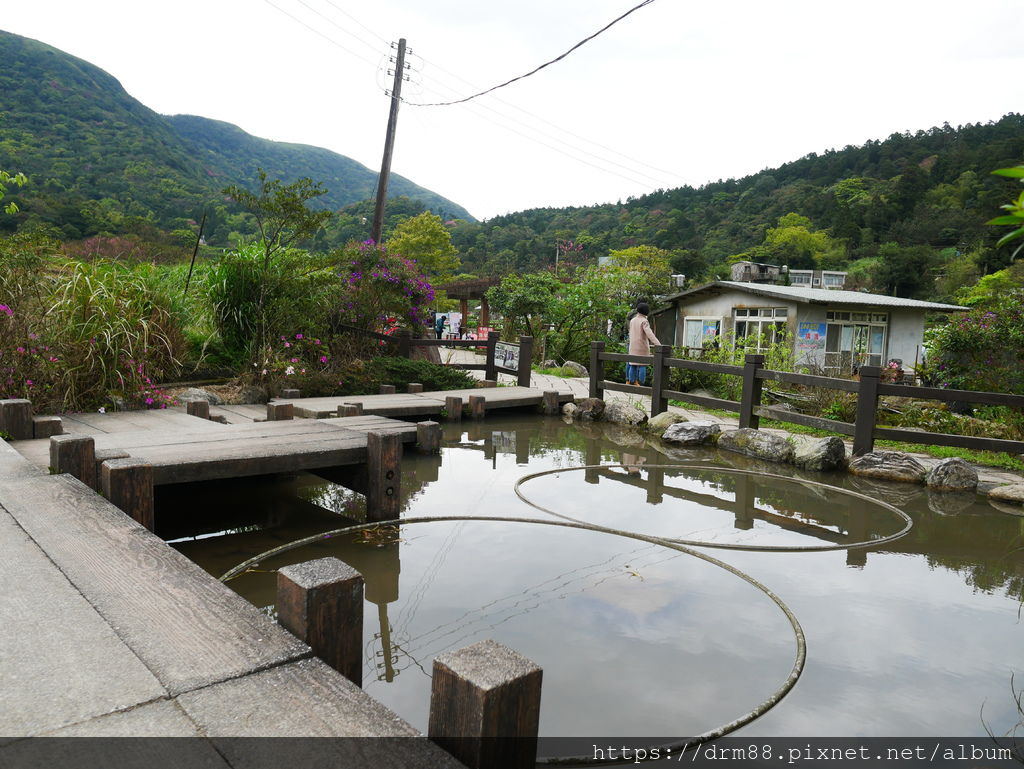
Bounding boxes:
[411,51,687,184]
[261,0,382,68]
[403,81,667,190]
[291,0,388,58]
[405,0,658,107]
[319,0,392,47]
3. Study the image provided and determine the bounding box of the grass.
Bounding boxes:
[668,400,1024,472]
[536,365,581,378]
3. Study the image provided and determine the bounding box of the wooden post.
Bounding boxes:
[100,458,154,531]
[417,421,442,454]
[366,431,402,521]
[739,354,765,429]
[853,365,881,456]
[589,341,605,400]
[542,390,560,416]
[517,336,534,387]
[397,329,412,359]
[480,380,497,388]
[337,403,362,417]
[32,415,63,439]
[445,396,463,422]
[281,388,301,399]
[50,434,97,490]
[379,384,396,395]
[0,399,33,440]
[408,382,424,394]
[584,437,601,484]
[468,395,486,420]
[428,639,542,769]
[277,556,364,686]
[94,448,130,483]
[484,331,500,382]
[649,344,669,417]
[267,402,294,421]
[186,400,210,420]
[646,465,665,505]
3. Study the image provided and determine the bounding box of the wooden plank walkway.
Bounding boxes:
[283,385,573,419]
[11,415,418,486]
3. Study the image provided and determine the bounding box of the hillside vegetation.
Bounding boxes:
[0,30,471,247]
[450,114,1024,301]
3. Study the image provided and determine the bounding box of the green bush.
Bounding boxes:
[360,357,476,393]
[0,238,186,411]
[207,243,337,362]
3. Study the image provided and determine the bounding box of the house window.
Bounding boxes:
[824,311,887,375]
[823,273,845,287]
[683,317,722,350]
[733,307,788,353]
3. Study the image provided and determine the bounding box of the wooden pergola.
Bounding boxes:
[435,277,501,329]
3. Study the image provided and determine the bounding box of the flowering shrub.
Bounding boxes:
[249,333,336,397]
[924,292,1024,395]
[0,311,61,402]
[118,358,177,410]
[331,241,435,334]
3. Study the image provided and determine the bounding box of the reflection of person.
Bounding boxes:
[622,452,646,476]
[434,314,447,340]
[626,302,660,386]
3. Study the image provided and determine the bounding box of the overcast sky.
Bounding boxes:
[3,0,1023,221]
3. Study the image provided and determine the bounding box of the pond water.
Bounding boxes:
[164,414,1024,739]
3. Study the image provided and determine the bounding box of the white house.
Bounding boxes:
[651,281,965,376]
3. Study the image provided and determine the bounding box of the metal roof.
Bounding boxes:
[662,281,966,311]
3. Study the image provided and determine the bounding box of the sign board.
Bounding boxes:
[797,322,827,351]
[495,341,520,372]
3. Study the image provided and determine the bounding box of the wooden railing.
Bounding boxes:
[332,323,534,387]
[588,341,1024,456]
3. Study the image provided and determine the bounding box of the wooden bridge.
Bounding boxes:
[0,384,570,753]
[3,384,573,532]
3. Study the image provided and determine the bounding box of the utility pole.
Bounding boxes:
[371,38,408,245]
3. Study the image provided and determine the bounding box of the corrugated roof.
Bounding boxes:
[664,281,965,311]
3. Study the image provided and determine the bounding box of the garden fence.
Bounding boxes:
[588,341,1024,456]
[332,322,533,387]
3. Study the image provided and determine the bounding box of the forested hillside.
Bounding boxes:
[0,30,470,245]
[449,114,1024,300]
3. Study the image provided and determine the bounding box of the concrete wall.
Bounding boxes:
[887,309,926,370]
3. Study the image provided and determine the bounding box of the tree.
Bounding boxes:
[222,169,332,266]
[486,272,561,338]
[385,212,460,281]
[0,170,27,214]
[988,166,1024,260]
[605,245,672,303]
[875,242,937,297]
[761,213,844,270]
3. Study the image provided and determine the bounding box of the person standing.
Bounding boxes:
[434,314,447,340]
[627,302,660,385]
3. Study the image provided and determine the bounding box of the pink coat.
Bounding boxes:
[628,313,660,359]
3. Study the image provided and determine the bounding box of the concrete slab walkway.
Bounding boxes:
[0,441,465,765]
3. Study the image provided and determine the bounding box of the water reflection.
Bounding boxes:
[166,413,1024,738]
[516,464,910,555]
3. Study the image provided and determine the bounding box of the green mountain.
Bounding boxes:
[448,114,1024,300]
[0,30,472,243]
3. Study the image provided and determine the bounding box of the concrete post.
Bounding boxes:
[277,556,365,686]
